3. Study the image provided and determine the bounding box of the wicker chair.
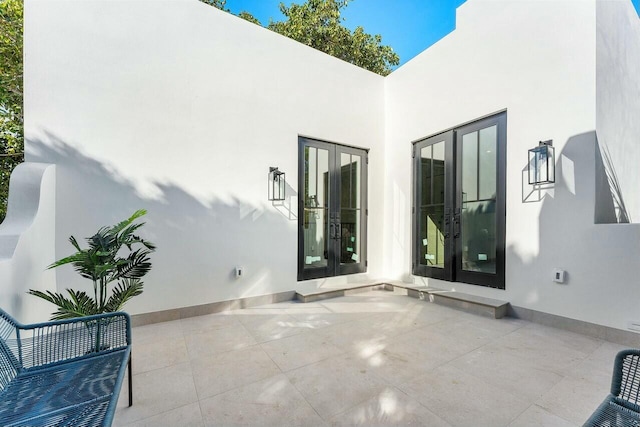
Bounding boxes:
[583,349,640,427]
[0,308,132,427]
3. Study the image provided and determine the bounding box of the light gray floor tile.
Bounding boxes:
[391,325,486,362]
[329,387,451,426]
[287,311,373,330]
[260,330,344,371]
[180,312,240,333]
[399,364,530,427]
[484,324,600,376]
[315,318,400,354]
[508,405,577,427]
[427,317,514,346]
[199,373,327,427]
[132,320,183,345]
[286,353,389,419]
[114,362,198,425]
[116,291,625,427]
[567,340,628,378]
[397,302,458,328]
[132,335,188,374]
[536,369,612,425]
[450,345,564,402]
[356,334,449,386]
[121,402,204,427]
[365,311,429,335]
[254,300,325,309]
[240,313,310,343]
[184,323,257,359]
[190,345,281,399]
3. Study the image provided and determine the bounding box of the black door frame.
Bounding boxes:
[412,130,455,281]
[298,137,368,281]
[412,111,507,289]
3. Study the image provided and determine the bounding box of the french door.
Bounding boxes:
[413,112,506,289]
[298,137,368,280]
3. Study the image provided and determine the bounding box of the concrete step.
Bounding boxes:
[295,283,391,303]
[295,280,509,319]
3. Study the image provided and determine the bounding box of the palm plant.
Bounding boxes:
[29,209,156,320]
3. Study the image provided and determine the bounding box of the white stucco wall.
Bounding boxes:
[384,0,640,331]
[21,0,640,331]
[596,0,640,223]
[24,0,385,315]
[0,163,56,323]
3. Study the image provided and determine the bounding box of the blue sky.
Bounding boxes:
[226,0,640,68]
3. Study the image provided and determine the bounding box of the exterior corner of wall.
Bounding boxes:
[0,163,57,322]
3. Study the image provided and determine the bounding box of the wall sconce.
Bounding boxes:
[268,167,286,201]
[528,140,555,184]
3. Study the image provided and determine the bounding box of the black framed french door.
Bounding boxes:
[412,112,506,289]
[412,131,455,281]
[298,137,368,281]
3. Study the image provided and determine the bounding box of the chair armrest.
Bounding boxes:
[14,312,131,370]
[610,349,640,411]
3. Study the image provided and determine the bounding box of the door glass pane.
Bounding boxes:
[340,153,361,265]
[354,156,361,209]
[432,142,445,204]
[418,140,446,269]
[462,132,478,202]
[341,153,352,208]
[420,146,432,205]
[318,148,329,208]
[479,126,497,200]
[461,200,496,273]
[303,146,330,268]
[419,206,445,268]
[303,208,328,268]
[340,208,360,265]
[461,124,497,274]
[305,147,317,206]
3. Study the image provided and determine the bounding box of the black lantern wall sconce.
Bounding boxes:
[528,140,555,185]
[268,167,286,201]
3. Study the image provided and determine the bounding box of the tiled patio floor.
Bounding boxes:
[113,290,626,426]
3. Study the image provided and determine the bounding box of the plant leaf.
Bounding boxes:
[105,279,144,312]
[28,289,98,320]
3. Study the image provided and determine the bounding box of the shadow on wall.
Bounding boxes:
[270,180,298,221]
[508,130,640,330]
[595,138,630,223]
[26,132,298,314]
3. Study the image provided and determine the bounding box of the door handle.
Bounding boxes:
[335,223,341,240]
[330,222,336,239]
[453,209,461,238]
[444,209,451,239]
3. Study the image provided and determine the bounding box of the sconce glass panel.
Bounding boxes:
[268,167,286,201]
[528,145,555,184]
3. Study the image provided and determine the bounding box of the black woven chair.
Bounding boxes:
[583,349,640,427]
[0,308,132,427]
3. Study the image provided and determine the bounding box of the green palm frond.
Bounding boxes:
[112,249,152,281]
[28,289,99,320]
[105,279,144,312]
[108,209,147,236]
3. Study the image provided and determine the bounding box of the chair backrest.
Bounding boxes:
[0,310,20,393]
[611,349,640,412]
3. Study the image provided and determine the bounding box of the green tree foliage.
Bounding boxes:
[0,0,24,223]
[29,210,156,320]
[201,0,229,11]
[269,0,398,75]
[202,0,398,75]
[200,0,261,25]
[238,11,261,25]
